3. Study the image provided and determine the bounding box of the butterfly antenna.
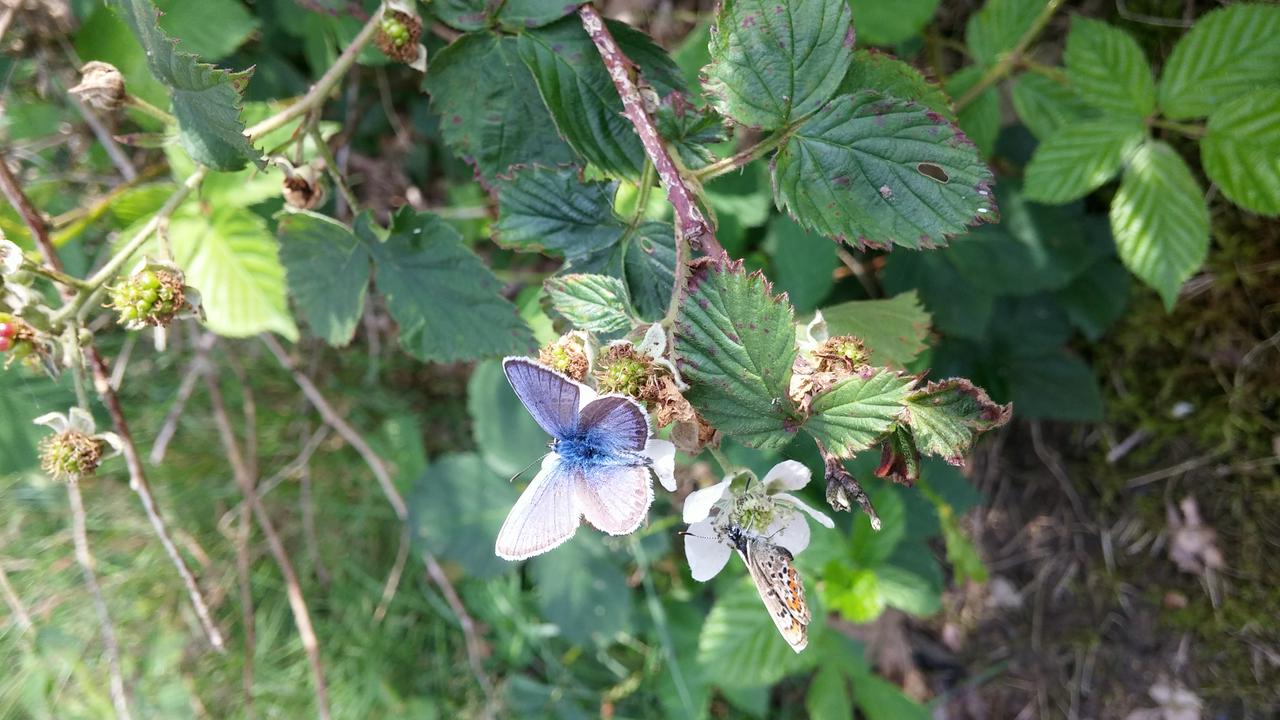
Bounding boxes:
[507,453,549,483]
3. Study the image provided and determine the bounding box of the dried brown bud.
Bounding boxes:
[538,335,589,381]
[69,61,126,112]
[818,442,881,530]
[814,335,870,373]
[594,345,659,402]
[670,415,719,455]
[40,431,104,481]
[283,174,327,210]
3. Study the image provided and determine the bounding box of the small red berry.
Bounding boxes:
[0,322,14,339]
[0,336,11,352]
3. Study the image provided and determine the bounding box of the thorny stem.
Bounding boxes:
[954,0,1066,111]
[578,4,724,259]
[204,369,332,720]
[67,481,134,720]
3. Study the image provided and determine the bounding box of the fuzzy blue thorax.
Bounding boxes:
[553,423,643,471]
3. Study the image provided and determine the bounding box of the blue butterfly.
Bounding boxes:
[496,357,676,560]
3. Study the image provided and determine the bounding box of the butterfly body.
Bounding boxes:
[495,358,675,561]
[726,524,810,653]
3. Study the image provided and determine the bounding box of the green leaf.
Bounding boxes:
[361,210,535,362]
[838,50,954,121]
[424,33,578,180]
[519,17,684,178]
[1004,349,1102,421]
[1157,4,1280,120]
[849,0,940,46]
[1109,141,1209,309]
[1063,17,1155,118]
[703,0,854,129]
[529,535,633,645]
[565,220,677,322]
[817,292,931,368]
[1010,72,1099,140]
[155,0,258,61]
[806,665,853,720]
[493,167,621,256]
[674,261,799,450]
[434,0,584,32]
[805,368,912,457]
[876,551,942,616]
[697,578,815,687]
[772,91,998,250]
[1023,118,1145,203]
[825,567,885,622]
[946,66,1000,158]
[107,0,260,171]
[902,378,1011,464]
[543,274,634,333]
[1056,258,1130,341]
[851,672,930,720]
[409,453,517,579]
[881,250,993,340]
[965,0,1043,67]
[763,215,837,313]
[276,210,371,346]
[168,208,297,339]
[1201,89,1280,216]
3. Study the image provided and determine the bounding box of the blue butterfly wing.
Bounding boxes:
[575,464,652,536]
[578,395,649,453]
[503,357,580,439]
[495,456,581,560]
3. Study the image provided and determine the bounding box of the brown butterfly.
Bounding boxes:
[726,524,810,652]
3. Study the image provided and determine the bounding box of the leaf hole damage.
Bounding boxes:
[915,162,949,183]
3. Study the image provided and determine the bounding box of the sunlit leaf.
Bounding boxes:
[1157,4,1280,120]
[902,378,1011,465]
[1010,72,1098,140]
[817,292,931,368]
[1201,89,1280,216]
[805,369,912,457]
[276,210,370,346]
[1063,17,1156,118]
[543,273,634,333]
[1023,118,1145,203]
[697,578,816,687]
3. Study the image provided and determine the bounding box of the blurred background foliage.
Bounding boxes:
[1,0,1277,718]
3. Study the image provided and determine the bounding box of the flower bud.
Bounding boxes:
[375,9,423,64]
[819,445,881,530]
[69,61,126,112]
[283,172,326,210]
[108,266,189,329]
[538,334,589,381]
[40,430,105,481]
[813,335,870,373]
[594,345,658,401]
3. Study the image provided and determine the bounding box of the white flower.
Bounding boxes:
[0,238,22,276]
[574,372,676,492]
[682,460,834,581]
[795,310,828,352]
[633,323,687,390]
[33,407,123,455]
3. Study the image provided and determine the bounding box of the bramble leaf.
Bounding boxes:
[467,360,550,479]
[276,210,371,346]
[965,0,1043,67]
[1109,141,1209,309]
[902,378,1011,465]
[674,261,799,450]
[1201,89,1280,216]
[544,274,634,334]
[424,33,577,180]
[530,535,634,645]
[360,210,535,362]
[804,369,913,457]
[946,66,1000,158]
[518,17,684,178]
[763,215,837,313]
[493,167,622,256]
[409,453,517,579]
[849,0,940,47]
[433,0,585,32]
[772,91,997,249]
[817,292,931,368]
[703,0,853,129]
[1157,4,1280,120]
[1023,118,1145,203]
[838,50,954,121]
[168,208,297,339]
[1010,72,1098,140]
[107,0,260,170]
[1063,17,1156,118]
[851,673,931,720]
[806,664,853,720]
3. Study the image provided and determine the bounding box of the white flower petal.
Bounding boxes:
[773,492,835,529]
[637,323,667,359]
[763,460,811,492]
[409,45,428,73]
[32,412,68,432]
[767,511,811,556]
[682,477,731,523]
[0,239,22,275]
[68,407,96,434]
[644,438,677,492]
[97,432,124,456]
[684,519,732,581]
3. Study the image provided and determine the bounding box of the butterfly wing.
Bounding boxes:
[742,538,810,652]
[578,394,649,453]
[575,464,652,536]
[495,457,581,560]
[503,357,581,439]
